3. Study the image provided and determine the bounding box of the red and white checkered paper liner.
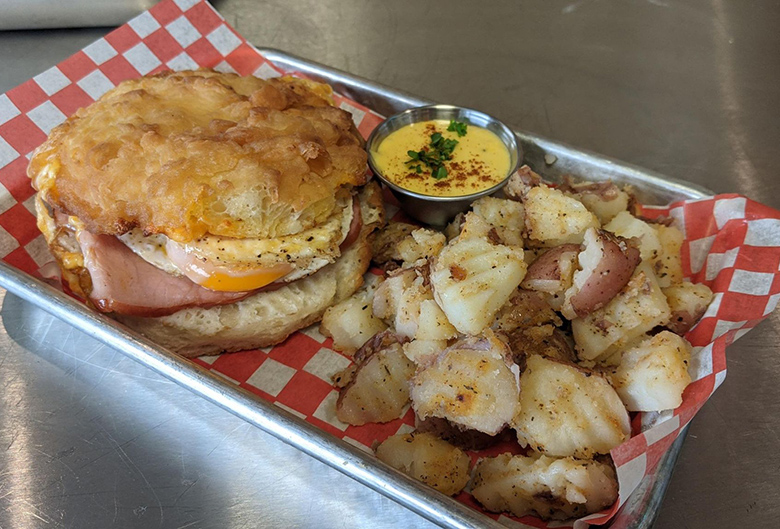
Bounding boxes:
[2,1,779,526]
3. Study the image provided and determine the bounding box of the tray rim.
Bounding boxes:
[257,47,712,206]
[0,47,712,529]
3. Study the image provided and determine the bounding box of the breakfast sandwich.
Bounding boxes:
[28,69,384,357]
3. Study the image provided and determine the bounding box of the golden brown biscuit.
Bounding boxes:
[28,69,368,242]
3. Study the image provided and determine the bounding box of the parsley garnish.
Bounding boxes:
[405,127,463,180]
[447,120,468,137]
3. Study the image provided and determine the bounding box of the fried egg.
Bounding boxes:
[116,195,356,292]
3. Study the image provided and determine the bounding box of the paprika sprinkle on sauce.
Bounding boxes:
[369,119,511,197]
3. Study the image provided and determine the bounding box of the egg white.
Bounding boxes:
[117,195,355,285]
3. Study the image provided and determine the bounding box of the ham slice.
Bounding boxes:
[340,198,362,251]
[77,230,250,317]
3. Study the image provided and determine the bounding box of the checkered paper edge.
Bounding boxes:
[2,1,780,527]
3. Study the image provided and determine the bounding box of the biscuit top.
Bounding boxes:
[28,70,368,241]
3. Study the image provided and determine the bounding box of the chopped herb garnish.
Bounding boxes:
[447,120,468,137]
[405,126,461,179]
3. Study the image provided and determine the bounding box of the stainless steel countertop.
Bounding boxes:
[2,1,779,527]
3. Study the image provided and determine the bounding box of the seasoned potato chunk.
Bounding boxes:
[492,289,561,332]
[572,263,671,362]
[336,332,415,425]
[457,210,492,240]
[373,263,456,341]
[560,179,630,225]
[521,244,580,294]
[375,432,471,496]
[471,453,618,520]
[663,281,714,335]
[652,224,684,288]
[397,228,447,267]
[521,243,580,311]
[443,212,465,241]
[505,325,577,366]
[415,299,457,341]
[604,211,661,261]
[512,355,630,458]
[320,275,387,354]
[411,335,520,435]
[402,339,447,366]
[372,267,416,322]
[504,164,542,201]
[430,228,527,335]
[524,186,599,247]
[373,223,446,268]
[608,331,692,411]
[394,275,434,339]
[471,196,525,246]
[561,228,641,319]
[372,222,417,264]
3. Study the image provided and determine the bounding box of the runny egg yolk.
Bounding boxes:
[165,240,292,292]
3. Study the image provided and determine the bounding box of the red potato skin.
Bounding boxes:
[569,231,641,318]
[335,330,412,425]
[558,177,622,201]
[505,165,542,201]
[516,165,542,187]
[352,329,409,364]
[522,244,581,284]
[666,308,706,335]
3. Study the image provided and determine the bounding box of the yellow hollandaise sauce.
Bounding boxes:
[370,119,511,197]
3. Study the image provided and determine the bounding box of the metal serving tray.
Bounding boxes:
[0,48,710,529]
